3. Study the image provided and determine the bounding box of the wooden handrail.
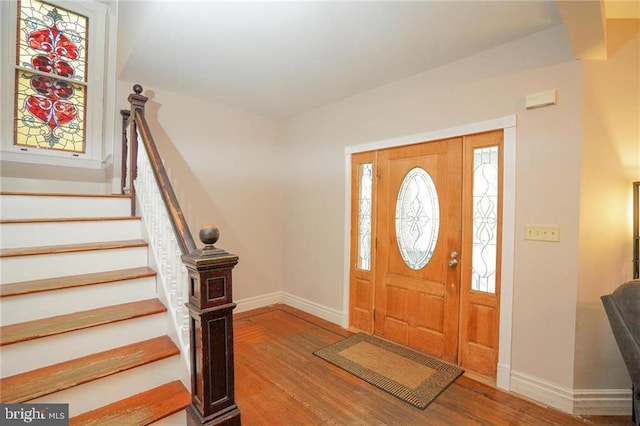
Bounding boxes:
[133,110,197,254]
[123,85,196,254]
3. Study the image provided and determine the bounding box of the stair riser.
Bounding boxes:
[0,314,168,377]
[1,277,157,325]
[1,247,148,284]
[149,410,187,425]
[0,220,142,249]
[1,195,130,220]
[30,356,182,417]
[0,179,112,195]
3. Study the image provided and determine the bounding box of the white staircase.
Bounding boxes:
[0,192,190,424]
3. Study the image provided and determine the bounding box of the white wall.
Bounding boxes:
[111,26,638,414]
[283,26,586,406]
[116,81,286,303]
[574,35,640,399]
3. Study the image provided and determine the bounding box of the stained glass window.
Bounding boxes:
[395,167,439,270]
[471,147,499,293]
[357,163,373,270]
[14,0,88,153]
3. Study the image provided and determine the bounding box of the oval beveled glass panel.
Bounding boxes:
[395,167,440,270]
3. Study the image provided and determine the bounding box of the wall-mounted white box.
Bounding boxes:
[525,89,557,109]
[525,224,560,242]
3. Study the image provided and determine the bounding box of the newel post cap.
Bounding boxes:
[181,225,238,268]
[128,84,148,111]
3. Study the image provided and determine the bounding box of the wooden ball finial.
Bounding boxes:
[199,225,220,246]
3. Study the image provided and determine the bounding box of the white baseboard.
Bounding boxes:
[234,291,345,326]
[573,388,633,415]
[496,362,511,391]
[510,370,633,416]
[510,370,574,413]
[235,292,283,313]
[281,293,344,325]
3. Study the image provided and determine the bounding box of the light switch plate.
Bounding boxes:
[525,224,560,242]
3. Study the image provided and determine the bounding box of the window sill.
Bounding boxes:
[0,150,111,170]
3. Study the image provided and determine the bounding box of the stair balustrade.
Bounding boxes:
[121,85,240,425]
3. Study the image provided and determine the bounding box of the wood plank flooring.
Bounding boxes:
[234,305,633,425]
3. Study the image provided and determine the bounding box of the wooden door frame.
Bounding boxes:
[343,115,516,391]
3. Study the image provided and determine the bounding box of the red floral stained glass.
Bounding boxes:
[15,0,87,152]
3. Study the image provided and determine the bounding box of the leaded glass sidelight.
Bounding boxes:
[357,163,373,270]
[471,147,499,293]
[395,167,439,270]
[14,0,88,153]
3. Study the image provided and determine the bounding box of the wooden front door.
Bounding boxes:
[349,130,503,376]
[373,138,462,363]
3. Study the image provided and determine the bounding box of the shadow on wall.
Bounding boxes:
[141,90,231,250]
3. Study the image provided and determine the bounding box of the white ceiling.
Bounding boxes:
[116,1,564,119]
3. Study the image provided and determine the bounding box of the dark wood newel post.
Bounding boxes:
[127,84,148,215]
[119,109,130,195]
[183,226,241,426]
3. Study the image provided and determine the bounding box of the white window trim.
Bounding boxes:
[343,115,517,392]
[0,0,115,170]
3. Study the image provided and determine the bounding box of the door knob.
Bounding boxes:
[448,251,458,267]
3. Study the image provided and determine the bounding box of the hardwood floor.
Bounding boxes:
[234,305,633,425]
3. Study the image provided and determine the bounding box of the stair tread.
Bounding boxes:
[0,267,157,298]
[0,192,130,198]
[0,298,166,346]
[1,216,141,224]
[0,336,179,404]
[69,380,190,426]
[0,239,147,258]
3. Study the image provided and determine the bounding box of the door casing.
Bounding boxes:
[343,115,517,391]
